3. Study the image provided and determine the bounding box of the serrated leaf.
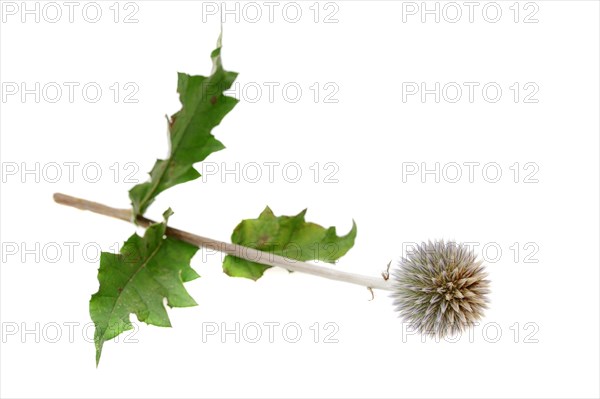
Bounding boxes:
[129,35,239,217]
[90,209,199,365]
[223,207,357,280]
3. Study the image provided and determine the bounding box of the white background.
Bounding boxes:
[1,1,599,398]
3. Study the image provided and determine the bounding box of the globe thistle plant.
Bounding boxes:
[55,194,492,343]
[390,240,490,337]
[49,32,495,365]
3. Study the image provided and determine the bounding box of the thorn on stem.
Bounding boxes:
[165,114,176,131]
[382,260,392,281]
[367,287,374,301]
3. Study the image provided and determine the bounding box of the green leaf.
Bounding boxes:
[129,35,239,217]
[223,207,358,280]
[90,209,199,365]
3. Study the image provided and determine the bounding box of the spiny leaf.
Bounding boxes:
[129,35,239,217]
[223,207,357,280]
[90,209,199,365]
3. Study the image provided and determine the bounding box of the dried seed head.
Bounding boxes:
[390,240,490,337]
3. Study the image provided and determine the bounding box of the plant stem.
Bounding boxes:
[53,193,394,292]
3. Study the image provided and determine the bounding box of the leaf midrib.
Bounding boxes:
[99,237,164,342]
[138,73,221,214]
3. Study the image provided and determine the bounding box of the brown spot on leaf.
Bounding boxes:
[210,95,217,105]
[257,235,269,247]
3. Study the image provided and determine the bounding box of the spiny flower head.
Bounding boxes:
[391,240,490,337]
